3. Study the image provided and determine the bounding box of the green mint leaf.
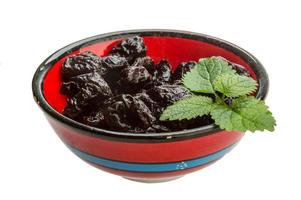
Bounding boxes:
[160,96,213,121]
[183,57,234,94]
[210,96,276,132]
[213,73,258,97]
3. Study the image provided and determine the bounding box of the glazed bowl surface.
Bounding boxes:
[32,29,268,182]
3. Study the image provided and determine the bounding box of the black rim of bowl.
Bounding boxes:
[32,29,269,142]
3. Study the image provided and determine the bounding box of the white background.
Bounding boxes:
[0,0,300,199]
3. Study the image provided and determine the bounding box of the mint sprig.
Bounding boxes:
[160,57,276,132]
[183,57,235,93]
[213,73,258,97]
[160,96,213,121]
[211,96,275,132]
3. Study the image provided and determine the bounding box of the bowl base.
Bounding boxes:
[123,175,183,183]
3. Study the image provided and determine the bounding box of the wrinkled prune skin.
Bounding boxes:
[62,79,113,119]
[82,109,106,128]
[60,71,109,97]
[61,51,103,81]
[63,86,95,119]
[60,81,80,97]
[173,61,196,82]
[94,55,129,95]
[129,96,156,128]
[105,96,132,131]
[109,36,147,64]
[153,59,172,85]
[119,66,153,92]
[134,92,163,118]
[105,94,156,131]
[147,84,191,107]
[101,55,129,71]
[133,56,155,74]
[217,56,251,77]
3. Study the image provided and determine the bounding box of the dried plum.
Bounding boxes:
[130,100,156,129]
[173,61,196,81]
[61,51,103,81]
[63,87,95,119]
[109,36,146,64]
[101,55,129,71]
[147,84,191,107]
[60,71,109,97]
[133,56,155,74]
[153,59,172,85]
[105,96,132,131]
[82,109,106,128]
[60,81,80,97]
[98,55,129,94]
[105,94,156,131]
[134,92,163,118]
[119,66,152,91]
[62,79,112,119]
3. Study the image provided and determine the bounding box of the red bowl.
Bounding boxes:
[32,30,269,182]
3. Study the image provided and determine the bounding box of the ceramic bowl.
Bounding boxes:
[32,30,269,182]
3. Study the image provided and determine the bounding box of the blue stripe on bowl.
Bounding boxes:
[67,143,238,172]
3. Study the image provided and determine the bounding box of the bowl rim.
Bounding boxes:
[32,29,269,142]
